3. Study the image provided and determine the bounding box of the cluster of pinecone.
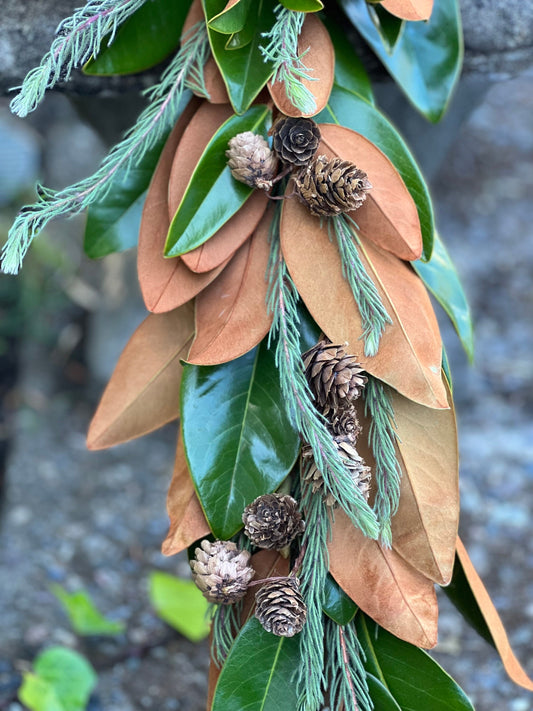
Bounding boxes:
[190,493,307,638]
[301,339,371,505]
[226,116,371,216]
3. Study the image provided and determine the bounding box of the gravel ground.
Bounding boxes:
[1,71,533,710]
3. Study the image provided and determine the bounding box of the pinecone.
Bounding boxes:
[301,441,372,505]
[243,494,305,550]
[255,577,307,637]
[328,406,362,444]
[294,154,372,216]
[226,132,277,190]
[190,540,254,604]
[302,340,367,410]
[271,117,321,168]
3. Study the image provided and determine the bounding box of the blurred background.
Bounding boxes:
[1,2,532,709]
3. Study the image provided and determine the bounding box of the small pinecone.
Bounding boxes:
[301,442,372,505]
[302,340,367,410]
[243,494,305,550]
[328,406,362,444]
[255,577,307,637]
[190,540,255,604]
[294,154,372,216]
[226,132,277,190]
[271,117,321,168]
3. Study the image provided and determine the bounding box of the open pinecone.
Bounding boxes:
[294,154,372,216]
[328,406,362,444]
[243,493,305,550]
[271,116,321,168]
[190,540,254,604]
[255,576,307,637]
[226,131,277,190]
[301,441,372,506]
[303,340,367,411]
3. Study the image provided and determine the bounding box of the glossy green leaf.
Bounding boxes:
[51,585,125,636]
[367,674,402,711]
[181,341,300,539]
[315,84,434,259]
[212,617,300,710]
[84,0,192,76]
[298,301,322,351]
[441,552,494,647]
[205,0,277,114]
[323,18,374,103]
[225,25,254,50]
[322,573,358,625]
[165,105,271,257]
[442,348,453,391]
[149,572,210,642]
[367,3,404,52]
[340,0,463,122]
[356,613,475,710]
[209,0,252,34]
[19,647,97,711]
[413,232,474,361]
[279,0,324,10]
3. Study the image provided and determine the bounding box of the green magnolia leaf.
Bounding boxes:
[212,617,300,710]
[224,26,254,50]
[84,0,192,75]
[209,0,252,34]
[51,585,125,636]
[322,573,358,625]
[441,553,494,647]
[165,105,271,257]
[413,232,474,361]
[316,84,434,259]
[356,614,475,710]
[442,348,453,391]
[340,0,463,122]
[323,18,374,103]
[181,341,300,539]
[367,3,404,53]
[205,0,277,114]
[19,647,97,711]
[298,301,322,351]
[366,674,402,711]
[279,0,324,10]
[149,571,210,642]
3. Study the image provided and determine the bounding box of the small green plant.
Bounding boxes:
[51,584,126,636]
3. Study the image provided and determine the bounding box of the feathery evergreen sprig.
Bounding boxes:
[260,5,317,115]
[1,24,210,275]
[211,599,243,667]
[326,618,373,711]
[330,215,392,357]
[10,0,149,117]
[266,209,379,540]
[296,481,331,711]
[364,377,403,546]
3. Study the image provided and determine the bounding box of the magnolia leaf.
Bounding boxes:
[316,84,434,260]
[84,0,192,75]
[162,434,211,556]
[268,14,334,118]
[366,674,402,710]
[357,614,475,710]
[165,105,271,257]
[280,199,447,409]
[413,232,474,361]
[329,511,438,648]
[51,586,125,636]
[322,573,358,625]
[279,0,324,10]
[381,0,433,21]
[367,4,404,52]
[453,538,533,691]
[87,306,194,450]
[323,19,374,103]
[208,0,251,34]
[318,123,422,261]
[181,191,268,273]
[181,342,300,538]
[149,571,211,641]
[188,213,273,365]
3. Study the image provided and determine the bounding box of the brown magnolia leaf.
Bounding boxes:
[268,14,334,118]
[381,0,433,21]
[161,434,211,557]
[329,510,438,648]
[318,123,422,260]
[182,0,229,104]
[181,191,268,273]
[87,306,194,450]
[188,212,273,365]
[455,537,533,691]
[280,198,447,409]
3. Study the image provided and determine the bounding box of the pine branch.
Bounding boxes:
[364,377,403,547]
[266,208,379,540]
[260,5,317,115]
[211,600,242,667]
[1,24,210,275]
[330,215,392,357]
[10,0,150,117]
[326,619,373,711]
